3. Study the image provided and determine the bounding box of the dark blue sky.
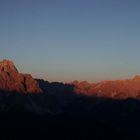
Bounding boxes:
[0,0,140,82]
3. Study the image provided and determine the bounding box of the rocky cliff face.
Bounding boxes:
[0,59,42,93]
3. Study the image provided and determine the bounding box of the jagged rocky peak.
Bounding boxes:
[0,59,18,73]
[0,59,42,94]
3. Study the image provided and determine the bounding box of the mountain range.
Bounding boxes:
[1,59,140,99]
[71,76,140,99]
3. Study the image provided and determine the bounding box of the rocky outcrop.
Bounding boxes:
[0,59,42,93]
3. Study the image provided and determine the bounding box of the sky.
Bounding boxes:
[0,0,140,82]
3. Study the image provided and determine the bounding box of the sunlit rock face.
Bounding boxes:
[0,59,42,93]
[0,59,18,73]
[71,76,140,99]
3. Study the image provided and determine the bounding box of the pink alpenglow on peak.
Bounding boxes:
[71,76,140,99]
[0,59,18,73]
[0,59,42,94]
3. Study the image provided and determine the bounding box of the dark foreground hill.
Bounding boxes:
[0,89,140,140]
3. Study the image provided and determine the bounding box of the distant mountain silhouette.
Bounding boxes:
[0,59,42,93]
